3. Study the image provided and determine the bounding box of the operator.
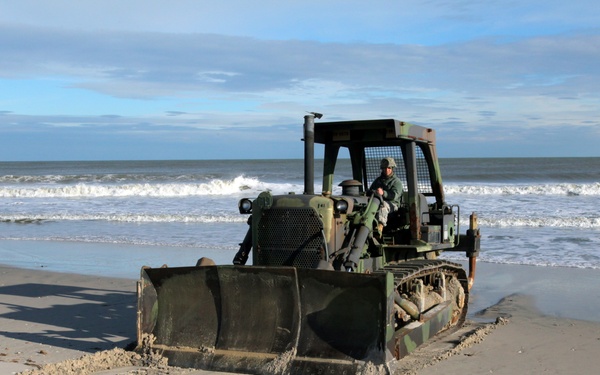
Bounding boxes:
[369,157,404,232]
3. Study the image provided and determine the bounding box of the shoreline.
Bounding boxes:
[460,260,600,323]
[0,239,236,280]
[2,238,600,322]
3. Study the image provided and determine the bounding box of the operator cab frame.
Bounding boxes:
[314,119,456,249]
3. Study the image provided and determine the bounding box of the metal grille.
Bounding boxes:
[256,207,325,268]
[415,147,432,194]
[364,146,432,194]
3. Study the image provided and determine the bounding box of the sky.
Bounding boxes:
[1,0,599,161]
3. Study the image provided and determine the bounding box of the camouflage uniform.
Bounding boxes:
[369,158,404,226]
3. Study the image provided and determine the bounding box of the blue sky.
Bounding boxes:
[1,0,599,161]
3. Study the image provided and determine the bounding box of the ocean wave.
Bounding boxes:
[476,216,600,228]
[5,212,598,228]
[3,178,599,199]
[446,182,600,196]
[441,253,600,269]
[0,235,240,250]
[0,173,215,184]
[0,213,247,224]
[0,176,302,198]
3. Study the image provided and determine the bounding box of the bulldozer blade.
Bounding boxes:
[137,265,397,374]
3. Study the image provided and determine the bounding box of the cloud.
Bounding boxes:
[3,25,599,101]
[1,1,600,160]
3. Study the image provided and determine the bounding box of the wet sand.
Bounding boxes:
[1,259,600,374]
[417,293,600,374]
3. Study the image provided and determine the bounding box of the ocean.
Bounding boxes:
[1,158,599,278]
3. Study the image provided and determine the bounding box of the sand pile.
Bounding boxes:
[14,318,504,375]
[17,335,174,375]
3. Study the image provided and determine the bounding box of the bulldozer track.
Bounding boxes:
[380,259,470,325]
[381,259,467,286]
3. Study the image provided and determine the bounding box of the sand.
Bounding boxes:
[2,261,600,374]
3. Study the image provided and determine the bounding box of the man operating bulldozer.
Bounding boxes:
[370,157,404,234]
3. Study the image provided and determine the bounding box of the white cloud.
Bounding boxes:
[1,1,600,159]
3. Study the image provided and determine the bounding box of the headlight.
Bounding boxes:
[238,198,253,214]
[334,199,348,214]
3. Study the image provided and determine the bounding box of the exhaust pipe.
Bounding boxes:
[303,113,322,195]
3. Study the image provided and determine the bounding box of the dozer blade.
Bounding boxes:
[137,265,397,374]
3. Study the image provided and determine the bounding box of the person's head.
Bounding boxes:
[380,157,396,177]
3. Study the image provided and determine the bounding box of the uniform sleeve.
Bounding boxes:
[384,178,403,202]
[369,177,379,192]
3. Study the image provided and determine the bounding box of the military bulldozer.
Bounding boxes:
[136,114,481,374]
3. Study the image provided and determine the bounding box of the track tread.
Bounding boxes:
[378,259,469,326]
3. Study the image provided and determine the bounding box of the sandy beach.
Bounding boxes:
[2,254,600,374]
[0,264,137,373]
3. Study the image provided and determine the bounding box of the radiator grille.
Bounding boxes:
[256,207,325,268]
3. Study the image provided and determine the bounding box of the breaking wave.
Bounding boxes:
[3,179,599,199]
[445,182,600,196]
[0,176,302,198]
[0,213,246,224]
[3,213,599,228]
[477,216,600,229]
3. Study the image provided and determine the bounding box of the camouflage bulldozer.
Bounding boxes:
[137,114,480,374]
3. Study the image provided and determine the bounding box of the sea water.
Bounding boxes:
[1,158,599,277]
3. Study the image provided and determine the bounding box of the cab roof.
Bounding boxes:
[313,119,436,146]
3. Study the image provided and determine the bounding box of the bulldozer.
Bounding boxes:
[136,114,481,374]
